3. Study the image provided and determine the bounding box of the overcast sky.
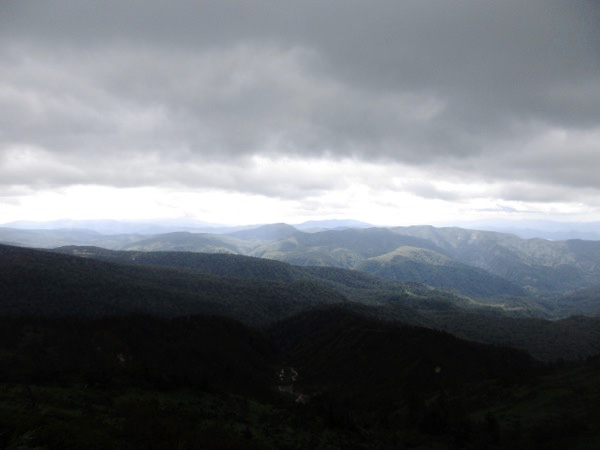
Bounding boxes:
[1,0,600,226]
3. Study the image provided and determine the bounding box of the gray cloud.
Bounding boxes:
[1,0,599,208]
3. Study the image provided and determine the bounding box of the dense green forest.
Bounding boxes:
[2,227,600,448]
[3,243,600,361]
[1,311,600,449]
[49,245,600,361]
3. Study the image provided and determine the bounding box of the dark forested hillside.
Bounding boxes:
[51,245,484,313]
[423,309,600,361]
[0,314,279,393]
[0,244,346,324]
[53,246,302,282]
[3,310,600,449]
[5,243,600,361]
[272,309,600,448]
[270,307,537,391]
[3,241,600,448]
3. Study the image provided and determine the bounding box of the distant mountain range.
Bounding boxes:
[5,217,600,239]
[4,222,600,300]
[1,218,374,235]
[454,219,600,240]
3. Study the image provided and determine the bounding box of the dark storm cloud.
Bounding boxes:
[1,0,599,203]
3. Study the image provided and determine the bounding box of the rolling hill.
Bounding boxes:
[51,245,525,314]
[389,226,600,293]
[6,243,596,361]
[4,221,600,315]
[357,246,526,298]
[0,244,347,324]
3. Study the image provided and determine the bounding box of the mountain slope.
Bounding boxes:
[56,245,528,315]
[54,246,301,283]
[0,314,279,393]
[251,227,442,268]
[358,246,525,298]
[269,308,537,410]
[267,309,600,448]
[7,223,600,299]
[390,226,600,293]
[0,244,346,324]
[48,247,600,360]
[120,231,250,253]
[226,223,298,241]
[1,308,599,449]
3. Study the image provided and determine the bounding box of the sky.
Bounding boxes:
[1,0,600,227]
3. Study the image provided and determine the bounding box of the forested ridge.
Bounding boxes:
[5,223,600,302]
[2,235,600,448]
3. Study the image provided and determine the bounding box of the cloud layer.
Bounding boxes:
[1,0,600,222]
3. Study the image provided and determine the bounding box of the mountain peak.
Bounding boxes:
[226,223,299,241]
